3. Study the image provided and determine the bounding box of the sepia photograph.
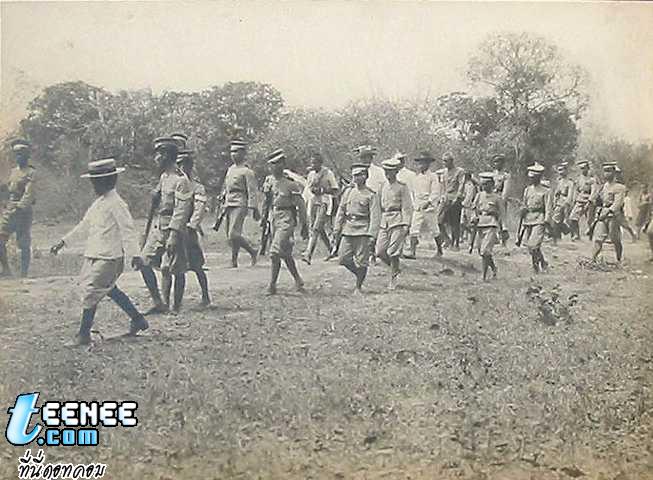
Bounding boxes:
[0,1,652,478]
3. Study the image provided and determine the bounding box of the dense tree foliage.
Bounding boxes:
[3,32,651,220]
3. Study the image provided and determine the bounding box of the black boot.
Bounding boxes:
[481,255,489,281]
[531,251,540,273]
[19,247,30,278]
[0,241,12,277]
[434,236,444,256]
[76,308,96,345]
[489,256,497,278]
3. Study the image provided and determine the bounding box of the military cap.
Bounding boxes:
[479,172,495,183]
[556,163,568,173]
[154,136,176,147]
[394,152,407,161]
[527,163,545,177]
[602,161,617,171]
[354,145,377,157]
[81,158,125,178]
[170,132,189,148]
[267,148,286,164]
[352,166,368,176]
[230,139,248,152]
[350,161,369,170]
[381,158,402,170]
[491,153,506,163]
[9,138,31,151]
[414,151,435,162]
[577,160,590,169]
[176,149,194,163]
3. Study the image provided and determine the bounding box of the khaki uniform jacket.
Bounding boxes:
[6,166,36,210]
[155,170,193,232]
[334,185,380,238]
[224,164,258,208]
[522,184,552,226]
[574,174,598,204]
[378,181,413,229]
[597,181,626,217]
[473,191,504,228]
[188,178,208,231]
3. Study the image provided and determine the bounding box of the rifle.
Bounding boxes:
[586,217,600,241]
[212,195,228,233]
[515,215,525,247]
[325,231,342,260]
[142,192,160,248]
[258,191,273,255]
[259,218,271,255]
[211,164,230,233]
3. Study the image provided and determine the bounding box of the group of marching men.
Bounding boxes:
[0,135,647,346]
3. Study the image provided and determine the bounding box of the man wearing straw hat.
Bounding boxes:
[0,139,36,278]
[591,162,626,263]
[406,151,443,259]
[177,149,211,307]
[375,157,413,290]
[519,163,552,273]
[50,158,149,346]
[222,138,260,268]
[260,148,309,295]
[140,137,193,315]
[333,163,380,293]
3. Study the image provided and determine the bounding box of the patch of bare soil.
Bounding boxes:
[1,222,651,479]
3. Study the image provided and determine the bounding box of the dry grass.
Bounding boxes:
[0,220,652,480]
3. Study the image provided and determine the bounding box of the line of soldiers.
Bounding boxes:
[1,135,650,345]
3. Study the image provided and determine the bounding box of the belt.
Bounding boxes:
[382,207,401,213]
[9,194,23,201]
[274,206,296,212]
[159,209,173,216]
[528,207,544,213]
[479,211,497,216]
[347,213,369,220]
[228,188,245,193]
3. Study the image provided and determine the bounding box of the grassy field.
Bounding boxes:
[0,219,652,480]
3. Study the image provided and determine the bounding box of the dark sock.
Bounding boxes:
[270,256,281,288]
[19,248,30,277]
[162,273,172,306]
[356,267,368,289]
[141,267,163,305]
[195,270,210,302]
[173,274,186,311]
[108,286,141,319]
[0,241,10,273]
[80,307,97,337]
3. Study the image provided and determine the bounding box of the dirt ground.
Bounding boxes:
[0,220,652,480]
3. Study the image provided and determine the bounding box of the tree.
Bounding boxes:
[467,32,588,179]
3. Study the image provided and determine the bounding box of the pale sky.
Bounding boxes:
[1,1,652,141]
